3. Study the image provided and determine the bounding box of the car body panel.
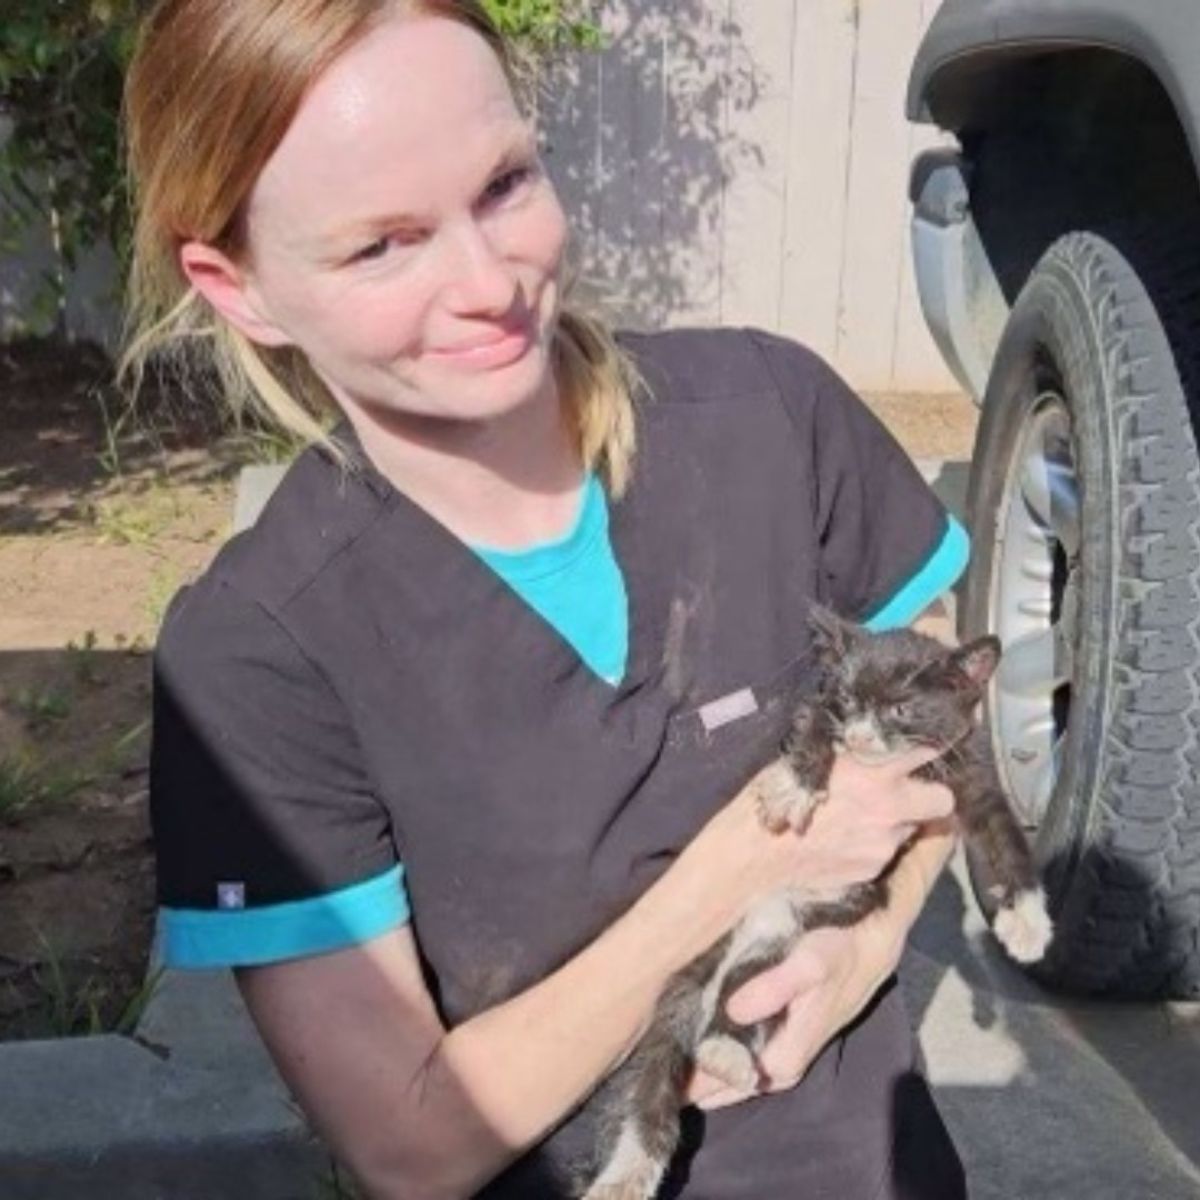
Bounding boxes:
[907,0,1200,178]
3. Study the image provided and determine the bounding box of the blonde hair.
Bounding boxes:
[121,0,638,493]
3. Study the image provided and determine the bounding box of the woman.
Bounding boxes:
[128,2,971,1197]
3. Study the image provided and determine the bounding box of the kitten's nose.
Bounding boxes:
[843,719,882,753]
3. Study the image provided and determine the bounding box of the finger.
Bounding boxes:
[695,1083,752,1111]
[725,945,829,1025]
[755,1002,821,1092]
[897,778,955,823]
[889,743,944,774]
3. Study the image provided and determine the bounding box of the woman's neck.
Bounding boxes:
[343,381,585,551]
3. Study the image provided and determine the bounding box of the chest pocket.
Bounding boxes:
[665,648,817,755]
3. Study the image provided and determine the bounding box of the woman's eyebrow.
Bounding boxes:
[317,129,539,251]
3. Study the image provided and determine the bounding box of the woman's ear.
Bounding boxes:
[178,241,291,348]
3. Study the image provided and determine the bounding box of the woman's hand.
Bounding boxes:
[698,744,955,921]
[687,911,903,1109]
[772,745,955,892]
[685,819,957,1109]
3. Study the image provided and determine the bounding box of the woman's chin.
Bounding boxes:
[426,347,555,419]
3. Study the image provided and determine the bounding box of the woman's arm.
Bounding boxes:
[237,752,953,1200]
[237,785,780,1200]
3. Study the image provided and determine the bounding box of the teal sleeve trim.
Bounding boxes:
[864,515,971,632]
[160,864,410,969]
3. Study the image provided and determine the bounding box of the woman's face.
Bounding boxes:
[206,14,568,429]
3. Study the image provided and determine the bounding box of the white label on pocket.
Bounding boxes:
[698,688,759,733]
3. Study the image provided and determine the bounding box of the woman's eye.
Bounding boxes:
[483,165,533,205]
[350,230,423,265]
[355,237,390,262]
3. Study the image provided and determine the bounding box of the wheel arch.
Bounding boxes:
[921,46,1200,305]
[908,2,1200,183]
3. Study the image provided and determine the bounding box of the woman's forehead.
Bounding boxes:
[249,13,522,242]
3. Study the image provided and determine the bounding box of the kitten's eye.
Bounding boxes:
[888,702,911,722]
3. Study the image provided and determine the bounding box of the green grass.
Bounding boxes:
[94,387,136,481]
[29,933,165,1038]
[0,754,44,823]
[90,719,150,782]
[87,482,185,547]
[7,684,72,729]
[228,422,307,468]
[143,562,180,633]
[0,752,92,824]
[65,629,103,687]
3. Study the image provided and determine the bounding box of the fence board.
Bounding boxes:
[836,0,929,388]
[777,0,859,366]
[717,0,794,329]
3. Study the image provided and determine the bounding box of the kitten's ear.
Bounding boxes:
[808,604,860,658]
[949,636,1002,686]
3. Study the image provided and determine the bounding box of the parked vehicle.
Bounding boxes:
[907,0,1200,998]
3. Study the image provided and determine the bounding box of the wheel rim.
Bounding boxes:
[987,391,1080,829]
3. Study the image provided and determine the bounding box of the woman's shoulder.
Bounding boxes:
[158,445,388,662]
[617,326,837,411]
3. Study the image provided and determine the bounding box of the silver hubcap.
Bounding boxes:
[988,393,1080,828]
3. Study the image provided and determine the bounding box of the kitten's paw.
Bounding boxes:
[753,759,823,833]
[695,1034,759,1092]
[993,887,1053,963]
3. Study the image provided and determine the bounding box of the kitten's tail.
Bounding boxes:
[582,1026,691,1200]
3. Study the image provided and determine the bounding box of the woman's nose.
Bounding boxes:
[441,221,519,316]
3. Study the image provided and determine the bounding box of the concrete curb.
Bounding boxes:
[0,938,326,1199]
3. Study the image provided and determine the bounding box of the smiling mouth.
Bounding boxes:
[428,321,535,369]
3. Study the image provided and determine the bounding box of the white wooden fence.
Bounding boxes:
[541,0,957,391]
[0,0,957,392]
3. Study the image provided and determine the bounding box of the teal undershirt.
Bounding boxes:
[471,473,630,685]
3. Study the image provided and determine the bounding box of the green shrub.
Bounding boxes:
[0,1,139,332]
[482,0,603,48]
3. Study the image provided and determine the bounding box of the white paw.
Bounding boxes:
[695,1034,758,1092]
[993,887,1053,963]
[754,759,821,833]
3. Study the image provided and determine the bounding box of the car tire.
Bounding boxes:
[960,228,1200,998]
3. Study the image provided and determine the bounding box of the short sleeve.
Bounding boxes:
[749,329,969,627]
[150,577,408,969]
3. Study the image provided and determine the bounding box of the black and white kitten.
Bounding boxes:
[580,609,1052,1200]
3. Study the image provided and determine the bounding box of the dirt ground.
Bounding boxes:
[0,339,977,1042]
[0,340,241,1040]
